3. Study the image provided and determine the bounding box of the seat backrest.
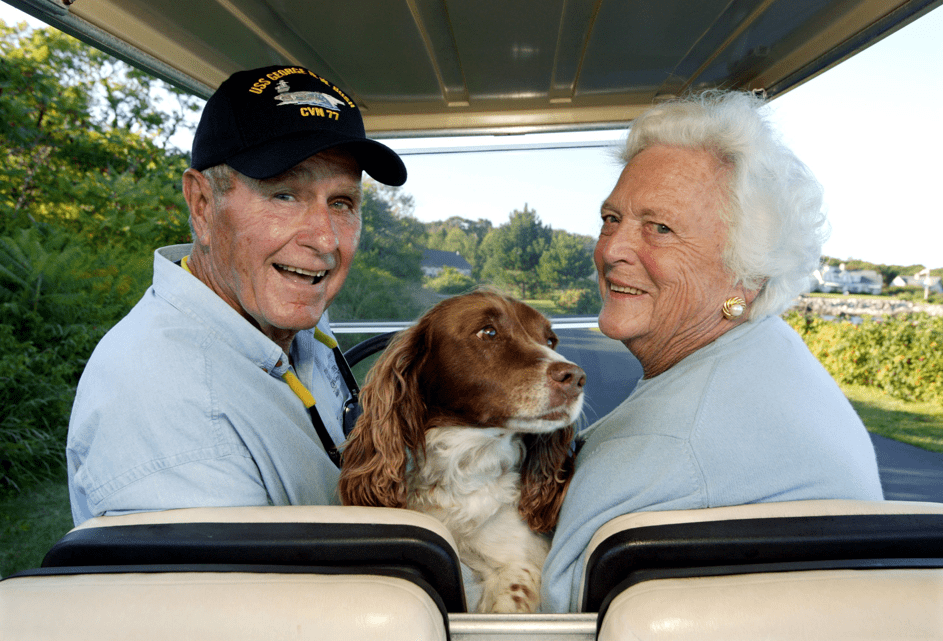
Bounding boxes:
[41,505,465,612]
[583,500,943,640]
[2,506,464,641]
[2,571,448,641]
[597,568,943,641]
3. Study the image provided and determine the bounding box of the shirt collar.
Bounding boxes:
[153,244,288,375]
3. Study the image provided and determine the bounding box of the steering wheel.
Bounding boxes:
[342,331,398,368]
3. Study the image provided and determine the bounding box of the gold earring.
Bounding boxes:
[722,296,746,320]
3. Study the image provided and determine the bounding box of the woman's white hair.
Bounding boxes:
[620,90,828,319]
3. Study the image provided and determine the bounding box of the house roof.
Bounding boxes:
[422,249,472,271]
[895,274,942,286]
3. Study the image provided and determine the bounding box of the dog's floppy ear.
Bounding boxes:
[518,426,575,533]
[339,325,429,508]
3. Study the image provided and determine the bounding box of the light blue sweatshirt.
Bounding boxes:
[542,315,883,612]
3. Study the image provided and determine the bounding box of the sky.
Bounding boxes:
[2,3,940,268]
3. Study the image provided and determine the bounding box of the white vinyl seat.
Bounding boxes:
[582,500,943,641]
[1,571,447,641]
[0,506,463,641]
[597,567,943,641]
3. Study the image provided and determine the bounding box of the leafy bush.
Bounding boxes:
[424,266,477,295]
[0,225,150,327]
[885,287,943,305]
[785,312,943,406]
[555,288,601,315]
[330,261,426,322]
[0,318,104,490]
[0,225,150,490]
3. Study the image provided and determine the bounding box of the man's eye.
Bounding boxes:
[655,223,671,234]
[273,193,295,202]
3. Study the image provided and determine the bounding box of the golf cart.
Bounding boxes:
[2,0,942,638]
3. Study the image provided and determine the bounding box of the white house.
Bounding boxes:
[421,249,473,278]
[891,269,943,294]
[811,263,883,295]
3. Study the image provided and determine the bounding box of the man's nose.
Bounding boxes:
[296,203,339,253]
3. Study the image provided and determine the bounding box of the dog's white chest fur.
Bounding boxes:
[407,426,523,536]
[406,426,550,612]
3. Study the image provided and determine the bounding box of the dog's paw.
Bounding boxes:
[478,566,541,613]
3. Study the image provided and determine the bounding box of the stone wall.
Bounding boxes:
[790,295,943,318]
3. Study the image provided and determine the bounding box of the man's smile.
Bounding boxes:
[274,263,328,285]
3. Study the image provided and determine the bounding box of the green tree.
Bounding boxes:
[479,205,552,298]
[820,256,930,289]
[0,23,198,490]
[425,226,479,268]
[355,182,423,281]
[330,182,426,321]
[423,216,491,271]
[0,23,196,246]
[538,230,594,289]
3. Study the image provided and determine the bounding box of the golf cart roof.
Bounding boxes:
[6,0,941,137]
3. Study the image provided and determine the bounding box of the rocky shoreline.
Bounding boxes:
[790,295,943,318]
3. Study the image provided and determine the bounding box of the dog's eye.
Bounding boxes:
[477,326,497,340]
[547,336,558,348]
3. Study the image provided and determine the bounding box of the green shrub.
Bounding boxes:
[0,226,149,490]
[885,287,943,305]
[785,312,943,406]
[555,288,601,315]
[0,319,104,490]
[424,266,477,295]
[330,262,425,322]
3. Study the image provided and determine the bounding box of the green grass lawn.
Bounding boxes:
[2,384,941,579]
[1,480,74,578]
[842,383,943,453]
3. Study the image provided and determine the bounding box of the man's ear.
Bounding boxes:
[182,168,214,246]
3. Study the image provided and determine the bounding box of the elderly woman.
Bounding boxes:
[541,91,883,613]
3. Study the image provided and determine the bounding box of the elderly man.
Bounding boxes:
[67,65,406,525]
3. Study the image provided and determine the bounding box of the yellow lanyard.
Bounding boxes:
[282,327,337,408]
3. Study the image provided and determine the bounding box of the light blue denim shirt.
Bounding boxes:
[67,244,350,525]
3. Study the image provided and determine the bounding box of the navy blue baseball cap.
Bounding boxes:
[191,65,406,186]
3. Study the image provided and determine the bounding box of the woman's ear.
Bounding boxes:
[743,283,763,306]
[182,168,214,246]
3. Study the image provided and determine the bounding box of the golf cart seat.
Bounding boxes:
[582,499,943,640]
[0,505,465,641]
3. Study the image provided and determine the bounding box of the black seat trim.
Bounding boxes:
[40,521,466,613]
[583,513,943,613]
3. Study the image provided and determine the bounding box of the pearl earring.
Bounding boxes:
[722,296,746,320]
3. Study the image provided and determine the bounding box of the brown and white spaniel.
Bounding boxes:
[339,290,585,613]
